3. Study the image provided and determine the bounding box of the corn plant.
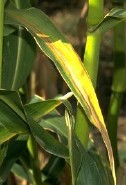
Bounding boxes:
[0,0,126,185]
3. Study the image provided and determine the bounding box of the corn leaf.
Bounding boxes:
[25,100,61,120]
[4,7,115,181]
[42,155,65,181]
[0,135,28,183]
[39,111,68,140]
[0,90,69,158]
[27,116,69,158]
[0,90,29,142]
[0,90,28,144]
[3,25,16,36]
[25,92,72,121]
[0,126,16,144]
[0,143,8,167]
[2,0,36,90]
[26,95,68,144]
[89,8,126,34]
[27,100,68,140]
[72,138,114,185]
[3,29,36,90]
[66,111,114,185]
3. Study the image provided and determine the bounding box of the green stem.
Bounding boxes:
[107,1,126,169]
[84,33,101,87]
[0,1,4,87]
[75,0,104,147]
[75,104,89,147]
[27,136,43,185]
[87,0,104,27]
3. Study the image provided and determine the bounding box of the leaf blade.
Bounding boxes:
[0,135,28,183]
[27,116,69,158]
[5,7,115,182]
[25,92,73,121]
[89,8,126,34]
[66,111,114,185]
[0,90,29,137]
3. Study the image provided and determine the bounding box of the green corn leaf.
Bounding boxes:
[73,139,114,185]
[12,0,32,9]
[74,143,114,185]
[89,8,126,34]
[0,89,67,159]
[25,99,63,121]
[39,111,68,140]
[26,116,69,159]
[0,134,28,184]
[0,90,29,141]
[0,143,8,167]
[26,95,68,144]
[0,90,27,121]
[3,25,16,36]
[0,125,16,144]
[2,0,35,90]
[42,155,65,182]
[2,29,36,90]
[25,92,73,121]
[66,111,114,185]
[4,7,115,181]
